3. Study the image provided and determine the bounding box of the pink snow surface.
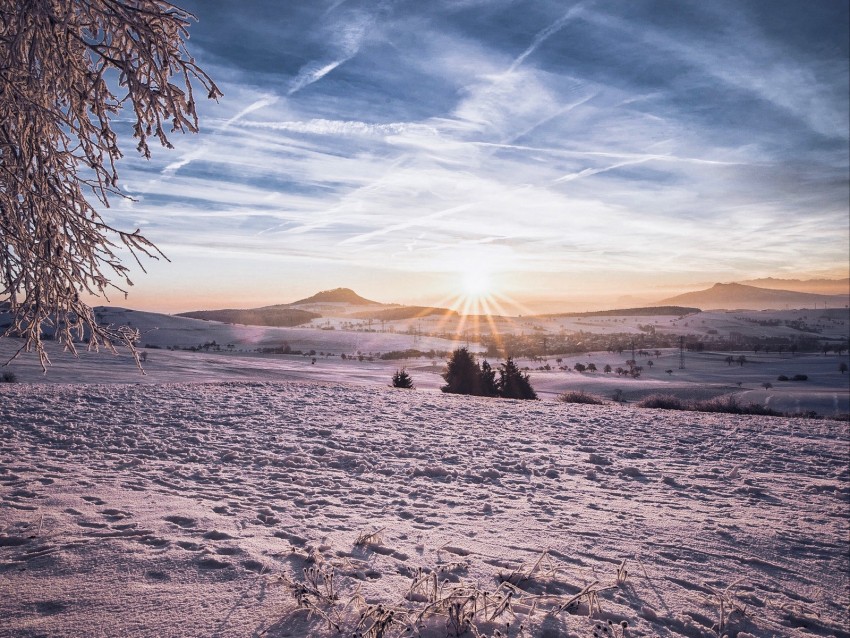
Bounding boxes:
[1,381,848,637]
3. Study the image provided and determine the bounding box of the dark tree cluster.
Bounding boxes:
[441,348,536,400]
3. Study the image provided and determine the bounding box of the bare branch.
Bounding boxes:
[0,0,220,370]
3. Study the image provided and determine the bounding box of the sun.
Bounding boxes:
[462,269,492,297]
[440,254,507,315]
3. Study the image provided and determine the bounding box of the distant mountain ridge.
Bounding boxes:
[175,282,850,328]
[538,306,701,319]
[736,277,849,295]
[659,282,848,310]
[289,288,380,306]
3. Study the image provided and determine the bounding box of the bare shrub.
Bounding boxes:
[643,394,783,417]
[636,394,685,410]
[692,394,741,414]
[738,403,782,417]
[557,390,604,405]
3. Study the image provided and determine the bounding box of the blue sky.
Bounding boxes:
[105,0,849,312]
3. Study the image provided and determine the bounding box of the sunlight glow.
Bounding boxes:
[462,269,492,297]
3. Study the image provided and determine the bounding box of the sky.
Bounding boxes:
[101,0,850,313]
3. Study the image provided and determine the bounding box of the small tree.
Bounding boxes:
[840,362,848,375]
[603,364,612,373]
[392,369,414,389]
[573,362,586,373]
[497,357,537,400]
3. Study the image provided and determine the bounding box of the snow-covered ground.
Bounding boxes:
[1,307,848,637]
[1,377,849,637]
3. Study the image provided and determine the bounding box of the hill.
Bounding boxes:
[176,288,384,325]
[537,305,701,318]
[176,307,319,327]
[289,287,380,306]
[350,305,459,321]
[737,277,850,295]
[659,282,848,310]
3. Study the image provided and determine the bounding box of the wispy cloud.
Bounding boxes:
[581,6,849,140]
[287,60,345,95]
[555,156,654,183]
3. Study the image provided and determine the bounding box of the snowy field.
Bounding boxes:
[1,378,849,637]
[1,307,848,637]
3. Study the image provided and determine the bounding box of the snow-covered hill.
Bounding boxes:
[658,283,848,310]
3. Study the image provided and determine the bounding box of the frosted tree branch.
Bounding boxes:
[0,0,221,370]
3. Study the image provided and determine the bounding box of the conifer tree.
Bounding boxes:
[392,368,414,389]
[479,360,498,397]
[497,357,537,400]
[441,347,482,395]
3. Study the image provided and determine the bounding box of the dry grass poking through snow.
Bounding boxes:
[634,393,839,419]
[0,381,848,638]
[557,391,605,406]
[273,546,636,637]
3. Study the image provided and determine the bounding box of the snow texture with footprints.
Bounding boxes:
[1,381,848,637]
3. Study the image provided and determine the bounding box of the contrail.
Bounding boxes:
[287,60,347,96]
[555,157,653,183]
[161,95,279,177]
[507,3,587,74]
[341,204,474,245]
[286,12,372,96]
